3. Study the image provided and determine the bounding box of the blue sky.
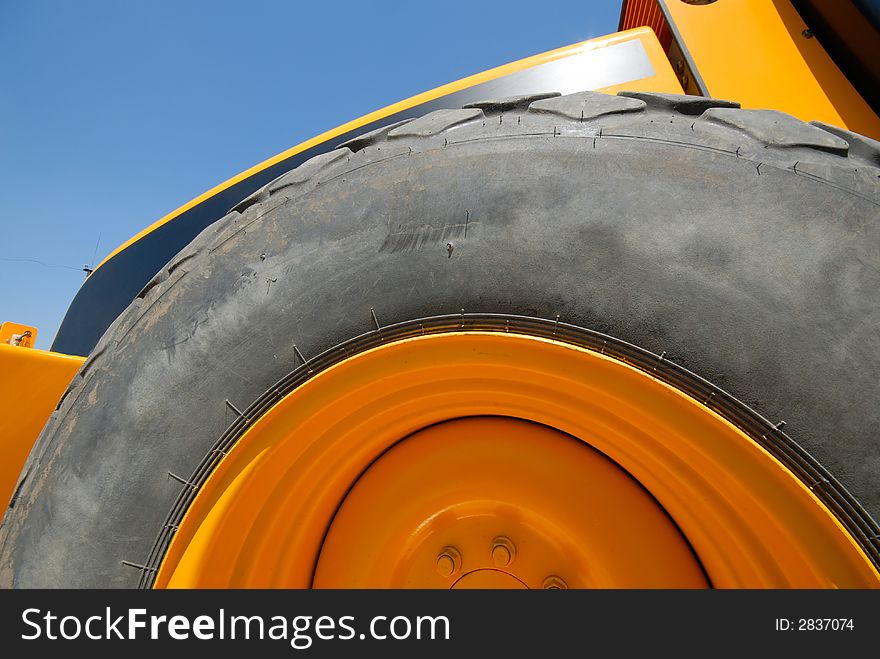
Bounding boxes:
[0,0,620,350]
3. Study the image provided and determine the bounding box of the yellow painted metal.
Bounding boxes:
[93,27,682,274]
[0,322,38,349]
[664,0,880,139]
[0,343,84,509]
[313,417,708,588]
[155,332,879,589]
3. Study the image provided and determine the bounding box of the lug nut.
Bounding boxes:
[436,546,462,577]
[543,575,568,590]
[491,536,516,567]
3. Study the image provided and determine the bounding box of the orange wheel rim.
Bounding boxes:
[153,332,880,588]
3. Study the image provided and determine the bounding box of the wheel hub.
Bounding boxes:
[312,417,706,588]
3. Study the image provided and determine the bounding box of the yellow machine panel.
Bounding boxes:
[623,0,880,139]
[0,343,84,509]
[0,322,38,349]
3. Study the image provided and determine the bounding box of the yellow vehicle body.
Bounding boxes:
[0,342,83,510]
[621,0,880,138]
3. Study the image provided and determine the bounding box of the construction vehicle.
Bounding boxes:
[2,0,879,588]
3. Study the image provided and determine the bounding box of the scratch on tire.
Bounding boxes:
[380,221,475,253]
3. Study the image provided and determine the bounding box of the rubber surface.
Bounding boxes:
[2,90,879,587]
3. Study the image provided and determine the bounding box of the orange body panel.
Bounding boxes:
[0,343,84,508]
[663,0,880,139]
[0,322,38,349]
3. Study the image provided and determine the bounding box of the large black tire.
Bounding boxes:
[2,91,879,587]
